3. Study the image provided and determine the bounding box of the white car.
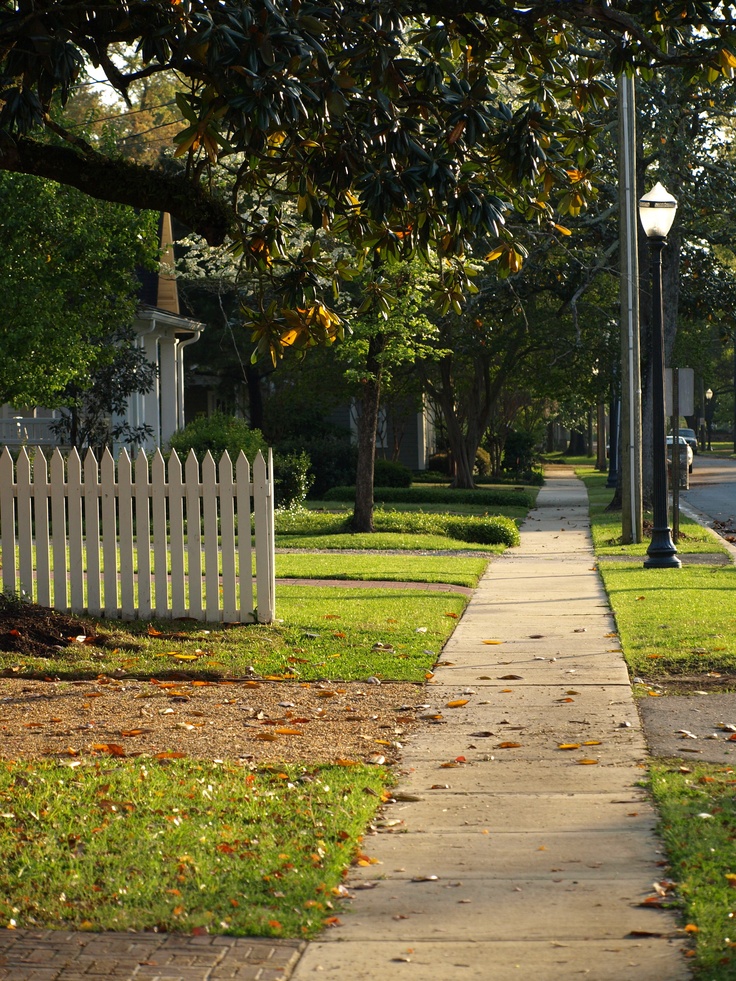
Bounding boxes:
[666,435,694,474]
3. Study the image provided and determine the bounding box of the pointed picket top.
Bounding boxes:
[118,446,131,468]
[185,448,200,481]
[235,450,250,483]
[101,445,116,470]
[168,447,183,482]
[135,446,149,470]
[81,446,99,467]
[16,445,31,481]
[219,449,233,482]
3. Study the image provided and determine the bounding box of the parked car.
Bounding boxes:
[677,427,698,455]
[666,435,694,473]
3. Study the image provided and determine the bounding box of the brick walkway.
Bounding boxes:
[0,930,304,981]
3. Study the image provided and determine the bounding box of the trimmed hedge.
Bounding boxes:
[323,485,536,509]
[274,506,520,548]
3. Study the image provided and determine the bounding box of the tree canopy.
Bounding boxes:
[3,2,736,361]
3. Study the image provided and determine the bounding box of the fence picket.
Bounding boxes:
[253,451,275,623]
[202,452,219,621]
[101,449,118,618]
[151,450,168,617]
[219,452,237,621]
[135,448,152,618]
[0,448,17,597]
[50,449,67,611]
[33,450,51,608]
[84,449,102,617]
[118,450,135,618]
[168,450,186,619]
[16,449,33,600]
[236,452,254,622]
[0,446,274,623]
[185,450,203,619]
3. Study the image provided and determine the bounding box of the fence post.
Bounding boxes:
[253,450,275,623]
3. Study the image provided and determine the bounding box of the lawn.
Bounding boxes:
[597,562,736,677]
[0,758,390,938]
[275,552,488,588]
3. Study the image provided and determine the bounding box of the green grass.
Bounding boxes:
[581,468,727,556]
[275,507,521,549]
[275,531,505,552]
[597,563,736,677]
[0,759,390,938]
[275,552,488,588]
[322,485,537,509]
[1,586,468,682]
[649,762,736,978]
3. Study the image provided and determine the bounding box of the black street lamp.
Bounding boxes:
[639,182,681,569]
[705,387,713,451]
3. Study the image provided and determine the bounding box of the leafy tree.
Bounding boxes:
[2,1,734,365]
[50,325,157,452]
[0,171,158,407]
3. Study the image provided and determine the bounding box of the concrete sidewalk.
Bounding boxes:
[291,465,689,980]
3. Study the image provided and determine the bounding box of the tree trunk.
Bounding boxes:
[351,334,384,533]
[566,429,587,455]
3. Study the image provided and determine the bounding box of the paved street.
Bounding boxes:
[682,454,736,528]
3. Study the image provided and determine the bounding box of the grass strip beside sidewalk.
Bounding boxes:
[579,468,736,976]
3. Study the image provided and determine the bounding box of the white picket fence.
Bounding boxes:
[0,446,275,623]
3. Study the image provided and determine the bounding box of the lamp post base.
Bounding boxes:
[644,529,681,569]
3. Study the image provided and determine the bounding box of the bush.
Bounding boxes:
[323,485,536,509]
[427,451,451,475]
[374,458,412,487]
[273,451,314,509]
[171,414,313,508]
[169,413,267,461]
[275,507,520,548]
[502,431,538,479]
[474,446,491,476]
[276,433,358,499]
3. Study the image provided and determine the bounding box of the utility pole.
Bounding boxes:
[618,73,643,543]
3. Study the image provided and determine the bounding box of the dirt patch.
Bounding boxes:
[0,598,426,765]
[637,674,736,696]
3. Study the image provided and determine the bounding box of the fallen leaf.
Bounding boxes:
[496,741,522,749]
[446,699,469,708]
[582,740,602,746]
[558,743,580,750]
[155,751,186,759]
[577,758,599,765]
[91,743,126,757]
[445,612,459,618]
[498,674,523,680]
[274,728,303,736]
[483,640,503,645]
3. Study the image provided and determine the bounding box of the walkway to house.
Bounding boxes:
[0,467,689,980]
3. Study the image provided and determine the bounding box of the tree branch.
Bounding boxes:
[0,135,233,245]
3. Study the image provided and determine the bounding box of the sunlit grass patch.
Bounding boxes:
[597,562,736,677]
[0,759,390,937]
[649,761,736,978]
[0,586,468,682]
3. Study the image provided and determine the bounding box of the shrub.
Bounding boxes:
[169,413,267,461]
[273,451,314,508]
[323,485,536,509]
[374,458,412,487]
[427,451,451,474]
[474,446,491,476]
[276,433,358,499]
[502,431,538,479]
